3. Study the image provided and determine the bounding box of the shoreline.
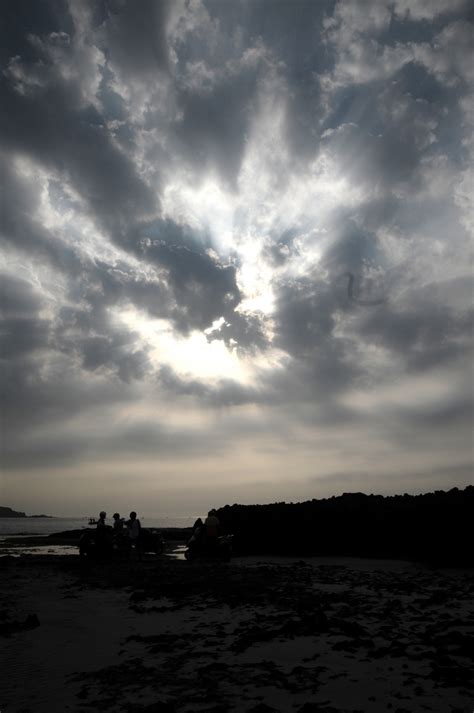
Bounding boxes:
[0,527,192,558]
[2,527,473,570]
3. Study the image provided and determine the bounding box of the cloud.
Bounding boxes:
[412,20,474,87]
[393,0,469,21]
[0,273,45,318]
[1,0,472,510]
[139,236,242,332]
[206,311,270,354]
[93,0,172,79]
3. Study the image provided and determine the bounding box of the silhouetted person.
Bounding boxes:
[205,509,219,548]
[112,512,125,550]
[127,511,142,560]
[192,517,203,533]
[96,510,107,556]
[187,518,205,553]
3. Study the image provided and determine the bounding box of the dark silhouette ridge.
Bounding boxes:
[0,507,53,518]
[215,486,474,566]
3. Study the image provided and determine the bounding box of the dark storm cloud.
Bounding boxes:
[202,0,333,166]
[94,0,171,77]
[0,75,157,235]
[0,0,246,338]
[0,157,85,276]
[0,275,54,433]
[0,153,242,383]
[77,331,151,381]
[168,9,325,189]
[139,236,242,332]
[267,274,366,413]
[0,161,158,324]
[320,85,452,204]
[322,219,383,277]
[52,295,154,383]
[174,66,260,189]
[0,159,152,379]
[355,296,473,372]
[274,277,339,358]
[0,318,51,360]
[264,0,472,412]
[0,273,44,319]
[0,0,74,65]
[1,0,472,494]
[0,350,137,437]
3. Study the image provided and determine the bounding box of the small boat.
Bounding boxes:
[88,517,97,525]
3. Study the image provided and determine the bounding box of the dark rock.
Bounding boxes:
[23,613,40,629]
[301,609,329,633]
[0,613,40,637]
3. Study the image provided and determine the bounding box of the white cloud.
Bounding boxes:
[412,21,474,86]
[393,0,468,21]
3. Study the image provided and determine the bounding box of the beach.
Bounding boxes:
[1,551,473,713]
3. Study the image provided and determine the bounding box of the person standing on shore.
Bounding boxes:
[96,511,107,556]
[127,511,142,560]
[205,509,219,548]
[112,512,125,550]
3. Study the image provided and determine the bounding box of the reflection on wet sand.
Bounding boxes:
[0,544,78,557]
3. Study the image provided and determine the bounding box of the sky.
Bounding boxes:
[0,0,473,517]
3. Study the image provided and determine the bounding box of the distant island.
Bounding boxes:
[0,506,26,518]
[0,506,53,518]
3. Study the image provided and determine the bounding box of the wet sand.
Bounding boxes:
[1,554,473,712]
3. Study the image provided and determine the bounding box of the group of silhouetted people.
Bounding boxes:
[94,508,221,561]
[96,510,142,558]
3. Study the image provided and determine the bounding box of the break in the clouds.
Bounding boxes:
[1,0,472,516]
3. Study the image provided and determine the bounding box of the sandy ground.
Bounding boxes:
[1,554,473,713]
